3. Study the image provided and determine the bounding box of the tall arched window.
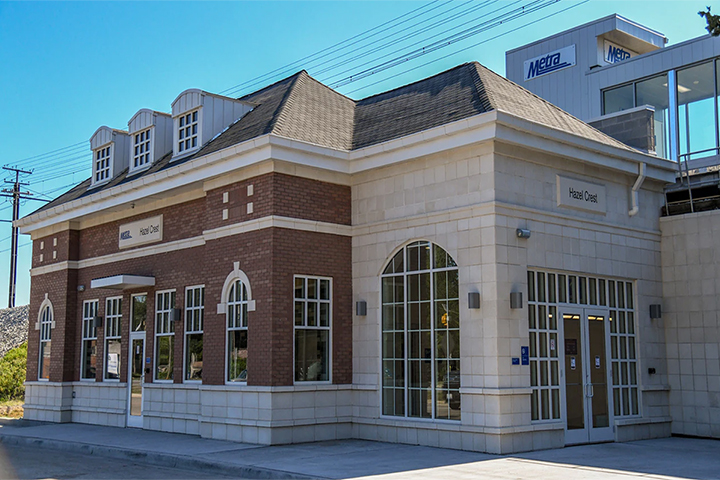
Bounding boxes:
[38,301,53,380]
[226,280,249,383]
[381,241,460,420]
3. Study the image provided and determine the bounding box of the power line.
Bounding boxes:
[346,0,590,94]
[219,0,449,97]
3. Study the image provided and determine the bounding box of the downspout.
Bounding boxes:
[629,162,647,217]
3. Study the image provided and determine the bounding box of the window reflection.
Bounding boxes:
[678,62,716,160]
[636,74,670,159]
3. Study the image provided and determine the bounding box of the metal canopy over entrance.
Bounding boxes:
[91,275,155,290]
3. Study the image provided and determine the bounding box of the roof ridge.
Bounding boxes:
[267,71,307,136]
[238,70,306,102]
[471,62,634,152]
[356,62,472,103]
[302,72,357,104]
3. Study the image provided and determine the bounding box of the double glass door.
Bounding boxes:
[561,307,613,444]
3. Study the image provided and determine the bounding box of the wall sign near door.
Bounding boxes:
[565,339,578,355]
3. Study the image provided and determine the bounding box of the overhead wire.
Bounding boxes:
[346,0,590,94]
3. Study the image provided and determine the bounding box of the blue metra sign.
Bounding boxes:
[603,40,636,65]
[523,45,576,81]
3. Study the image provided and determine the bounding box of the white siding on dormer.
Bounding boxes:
[89,126,130,187]
[170,89,253,160]
[128,109,174,173]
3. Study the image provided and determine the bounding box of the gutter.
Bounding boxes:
[628,162,646,217]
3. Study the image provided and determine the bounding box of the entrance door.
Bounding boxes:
[561,307,613,444]
[127,294,147,428]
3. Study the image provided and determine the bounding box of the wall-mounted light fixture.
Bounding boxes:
[171,308,182,323]
[77,285,85,292]
[649,304,662,320]
[356,301,367,316]
[516,228,531,239]
[468,292,480,309]
[510,292,523,309]
[93,315,103,330]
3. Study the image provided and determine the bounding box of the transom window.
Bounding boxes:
[381,241,460,421]
[227,280,249,383]
[105,297,122,381]
[133,129,152,169]
[94,145,111,183]
[155,290,175,381]
[38,303,53,380]
[81,300,98,380]
[184,285,204,382]
[294,276,331,382]
[178,110,198,153]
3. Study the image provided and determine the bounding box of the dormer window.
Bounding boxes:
[178,110,199,153]
[133,129,152,169]
[94,145,112,183]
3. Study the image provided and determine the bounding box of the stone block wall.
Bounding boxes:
[660,211,720,438]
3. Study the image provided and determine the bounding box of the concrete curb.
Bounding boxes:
[0,434,324,480]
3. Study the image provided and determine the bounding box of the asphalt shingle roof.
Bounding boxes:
[33,62,633,214]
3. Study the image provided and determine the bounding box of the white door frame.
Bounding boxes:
[559,306,614,445]
[127,332,146,428]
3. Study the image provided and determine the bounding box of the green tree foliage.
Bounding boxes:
[0,343,27,401]
[699,6,720,36]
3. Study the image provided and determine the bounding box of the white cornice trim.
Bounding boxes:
[29,216,350,276]
[19,108,676,234]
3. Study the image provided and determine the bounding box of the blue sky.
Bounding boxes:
[0,1,710,307]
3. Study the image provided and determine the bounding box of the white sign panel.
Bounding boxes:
[556,175,606,214]
[524,45,576,81]
[118,215,163,249]
[603,40,637,64]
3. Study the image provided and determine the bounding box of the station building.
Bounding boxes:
[507,15,720,438]
[18,59,680,453]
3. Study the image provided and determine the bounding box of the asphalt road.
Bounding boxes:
[0,443,235,480]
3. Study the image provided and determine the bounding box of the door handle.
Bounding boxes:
[587,383,594,398]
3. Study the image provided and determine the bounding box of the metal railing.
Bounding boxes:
[666,147,720,215]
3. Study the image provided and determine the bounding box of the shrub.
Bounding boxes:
[0,343,27,402]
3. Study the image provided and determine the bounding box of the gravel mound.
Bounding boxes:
[0,305,29,358]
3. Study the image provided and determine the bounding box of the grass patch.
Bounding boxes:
[0,343,26,404]
[0,399,23,418]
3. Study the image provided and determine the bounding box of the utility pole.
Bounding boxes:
[0,166,50,308]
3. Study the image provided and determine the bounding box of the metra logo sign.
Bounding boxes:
[118,215,163,249]
[523,45,576,81]
[603,40,637,64]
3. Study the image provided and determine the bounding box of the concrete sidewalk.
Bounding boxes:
[0,419,718,479]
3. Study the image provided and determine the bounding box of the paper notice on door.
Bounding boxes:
[570,357,576,370]
[595,355,601,369]
[550,339,556,351]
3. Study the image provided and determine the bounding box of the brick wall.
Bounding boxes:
[27,171,352,388]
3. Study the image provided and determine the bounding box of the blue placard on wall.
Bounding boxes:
[521,346,529,365]
[512,357,520,365]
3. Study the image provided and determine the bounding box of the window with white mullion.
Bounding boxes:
[178,110,198,153]
[94,145,111,182]
[38,304,53,380]
[155,290,175,381]
[81,300,99,380]
[294,276,331,382]
[527,271,561,422]
[227,280,249,383]
[133,129,152,169]
[184,285,204,382]
[104,297,122,381]
[381,241,460,421]
[609,280,639,417]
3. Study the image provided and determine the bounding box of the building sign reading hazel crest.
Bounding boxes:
[118,215,163,249]
[556,175,606,214]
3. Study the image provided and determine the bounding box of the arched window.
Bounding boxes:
[218,262,254,384]
[226,279,249,383]
[38,299,54,380]
[381,241,460,420]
